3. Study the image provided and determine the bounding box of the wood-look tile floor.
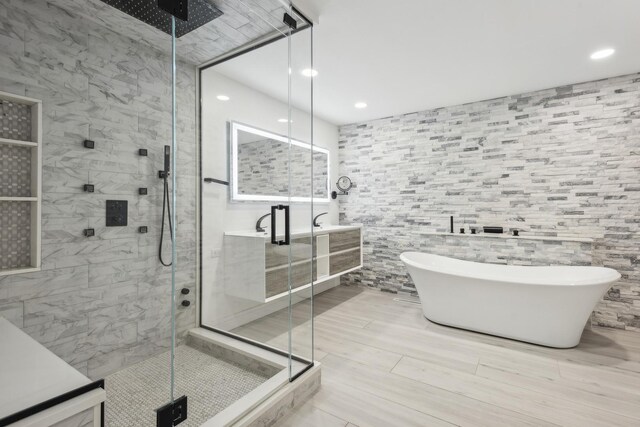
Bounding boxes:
[233,285,640,427]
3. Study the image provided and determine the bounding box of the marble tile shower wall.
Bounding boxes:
[0,3,197,378]
[338,73,640,330]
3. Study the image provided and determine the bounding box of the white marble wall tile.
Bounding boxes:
[0,0,290,380]
[23,283,138,326]
[41,238,139,269]
[0,266,89,304]
[0,301,23,327]
[88,319,138,350]
[40,193,119,218]
[0,31,24,56]
[23,318,90,345]
[42,166,89,194]
[87,258,153,287]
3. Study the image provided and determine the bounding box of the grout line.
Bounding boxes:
[472,358,640,423]
[390,369,564,427]
[323,373,458,426]
[389,355,404,373]
[311,405,351,427]
[358,319,373,329]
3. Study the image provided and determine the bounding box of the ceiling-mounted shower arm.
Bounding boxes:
[283,12,297,30]
[158,0,189,21]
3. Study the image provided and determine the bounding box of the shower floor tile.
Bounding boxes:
[105,344,273,426]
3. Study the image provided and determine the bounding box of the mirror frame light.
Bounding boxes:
[229,121,331,203]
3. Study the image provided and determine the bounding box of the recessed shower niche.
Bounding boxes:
[0,91,42,276]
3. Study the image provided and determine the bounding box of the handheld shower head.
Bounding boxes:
[159,145,171,179]
[159,145,173,266]
[164,145,171,177]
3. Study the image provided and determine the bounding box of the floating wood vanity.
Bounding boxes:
[224,225,362,302]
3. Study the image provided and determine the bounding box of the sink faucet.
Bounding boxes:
[313,212,328,227]
[256,213,271,232]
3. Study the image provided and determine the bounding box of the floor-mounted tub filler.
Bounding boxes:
[400,252,621,348]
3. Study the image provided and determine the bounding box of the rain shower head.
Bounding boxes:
[100,0,223,38]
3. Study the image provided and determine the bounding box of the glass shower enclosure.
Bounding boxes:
[0,0,316,426]
[167,0,317,424]
[175,0,318,424]
[198,1,317,383]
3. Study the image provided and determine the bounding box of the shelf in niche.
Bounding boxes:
[0,197,38,201]
[0,266,40,277]
[0,137,38,147]
[0,90,42,277]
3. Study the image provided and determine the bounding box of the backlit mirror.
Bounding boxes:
[229,121,330,203]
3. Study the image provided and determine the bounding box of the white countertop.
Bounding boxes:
[225,224,362,239]
[421,231,593,243]
[0,317,92,419]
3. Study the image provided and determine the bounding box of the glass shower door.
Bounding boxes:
[286,5,315,380]
[198,0,316,381]
[174,1,315,424]
[156,14,182,427]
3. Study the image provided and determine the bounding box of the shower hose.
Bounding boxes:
[159,174,173,267]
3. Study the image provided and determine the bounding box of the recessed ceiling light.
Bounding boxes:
[354,102,367,109]
[277,118,293,123]
[590,48,615,60]
[216,95,230,101]
[301,68,318,77]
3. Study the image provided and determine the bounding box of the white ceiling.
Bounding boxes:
[214,0,640,126]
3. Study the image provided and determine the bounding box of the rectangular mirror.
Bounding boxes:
[229,121,330,203]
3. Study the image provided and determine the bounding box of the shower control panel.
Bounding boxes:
[106,200,128,227]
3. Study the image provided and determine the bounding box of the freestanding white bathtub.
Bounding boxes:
[400,252,621,348]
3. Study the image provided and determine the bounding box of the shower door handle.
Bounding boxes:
[270,204,290,246]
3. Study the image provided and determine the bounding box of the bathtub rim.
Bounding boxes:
[400,252,621,288]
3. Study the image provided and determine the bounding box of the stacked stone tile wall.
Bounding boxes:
[338,73,640,330]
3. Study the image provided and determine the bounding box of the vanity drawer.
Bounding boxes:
[329,229,361,252]
[265,236,313,269]
[225,227,362,303]
[265,260,316,298]
[330,248,361,275]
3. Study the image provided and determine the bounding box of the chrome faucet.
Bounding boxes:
[313,212,328,227]
[256,213,271,232]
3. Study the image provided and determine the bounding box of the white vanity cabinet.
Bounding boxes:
[224,226,362,302]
